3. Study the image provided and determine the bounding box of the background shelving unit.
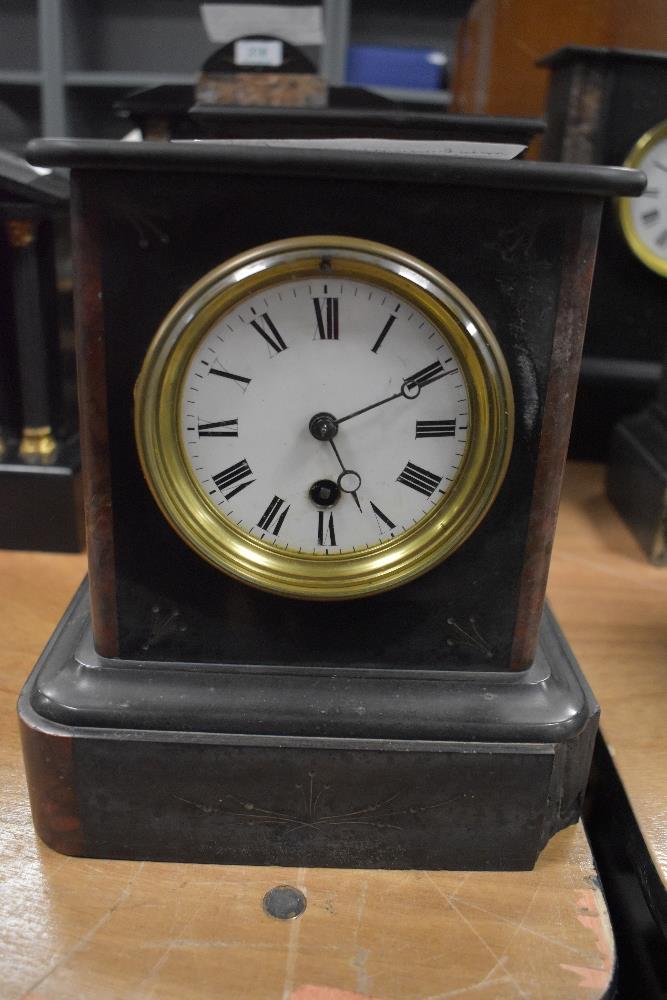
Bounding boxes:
[0,0,464,148]
[0,0,40,148]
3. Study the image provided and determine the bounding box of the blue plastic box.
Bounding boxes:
[346,44,446,90]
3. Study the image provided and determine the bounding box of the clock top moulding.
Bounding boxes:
[26,138,643,676]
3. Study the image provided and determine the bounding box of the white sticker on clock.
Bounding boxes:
[234,39,284,67]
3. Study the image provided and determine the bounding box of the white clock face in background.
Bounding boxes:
[180,276,470,555]
[630,135,667,257]
[620,119,667,278]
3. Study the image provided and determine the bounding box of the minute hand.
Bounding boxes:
[335,360,454,427]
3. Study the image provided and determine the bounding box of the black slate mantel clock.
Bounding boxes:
[18,139,642,871]
[539,45,667,562]
[0,150,83,552]
[539,45,667,459]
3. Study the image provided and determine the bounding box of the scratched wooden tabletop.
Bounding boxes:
[549,461,667,895]
[3,459,662,1000]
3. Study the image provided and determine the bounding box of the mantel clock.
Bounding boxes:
[539,45,667,458]
[539,45,667,562]
[0,150,83,552]
[18,139,642,870]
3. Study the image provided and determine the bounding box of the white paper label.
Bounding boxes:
[184,138,526,160]
[234,38,284,67]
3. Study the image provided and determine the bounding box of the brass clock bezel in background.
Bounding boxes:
[134,236,514,600]
[618,118,667,278]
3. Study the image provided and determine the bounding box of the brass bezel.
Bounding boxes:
[618,118,667,278]
[134,236,514,600]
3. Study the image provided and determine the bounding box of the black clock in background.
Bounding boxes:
[539,46,667,461]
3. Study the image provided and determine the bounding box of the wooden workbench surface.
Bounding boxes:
[1,459,662,1000]
[549,461,667,895]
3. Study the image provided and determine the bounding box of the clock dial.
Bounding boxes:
[135,237,514,599]
[180,276,470,556]
[619,119,667,278]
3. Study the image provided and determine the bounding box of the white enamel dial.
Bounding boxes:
[180,276,470,555]
[620,119,667,278]
[136,237,514,600]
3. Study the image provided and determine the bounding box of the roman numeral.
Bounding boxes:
[317,510,336,546]
[397,461,442,497]
[405,360,456,390]
[249,312,288,354]
[257,495,290,536]
[198,418,238,437]
[371,314,396,353]
[209,367,251,391]
[212,459,255,499]
[370,501,396,532]
[415,418,456,438]
[313,297,339,340]
[657,229,667,247]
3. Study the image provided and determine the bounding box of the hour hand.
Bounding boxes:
[328,439,363,512]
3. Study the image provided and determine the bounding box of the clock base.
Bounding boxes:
[0,434,83,552]
[18,581,599,871]
[607,403,667,565]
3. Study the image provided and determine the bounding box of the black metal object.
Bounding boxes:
[189,105,544,146]
[263,886,307,920]
[0,148,68,206]
[0,435,83,552]
[539,46,667,460]
[606,354,667,565]
[114,84,395,140]
[309,478,340,507]
[0,214,20,440]
[113,82,544,146]
[309,412,339,440]
[19,581,599,871]
[0,149,83,552]
[585,734,667,998]
[4,210,58,434]
[0,154,68,442]
[29,139,632,194]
